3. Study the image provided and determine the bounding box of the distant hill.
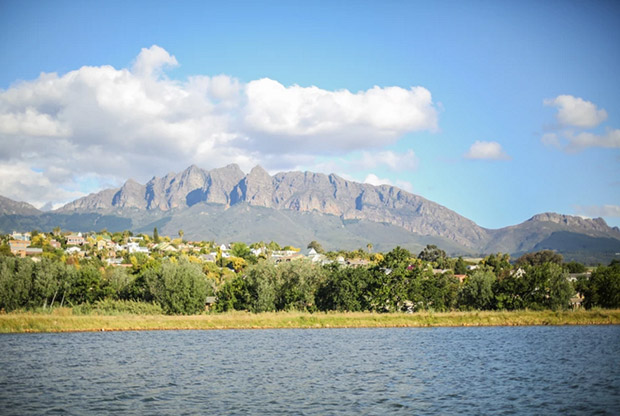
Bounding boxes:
[0,195,41,216]
[1,165,619,263]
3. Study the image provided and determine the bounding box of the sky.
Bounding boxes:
[0,0,619,228]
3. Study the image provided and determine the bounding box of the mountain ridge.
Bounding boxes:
[1,164,619,262]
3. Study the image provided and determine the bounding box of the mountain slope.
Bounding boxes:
[0,195,41,216]
[2,164,619,262]
[58,164,488,248]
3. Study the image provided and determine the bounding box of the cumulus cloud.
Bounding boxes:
[565,129,620,151]
[574,204,620,218]
[541,95,619,152]
[464,141,510,160]
[0,45,439,206]
[362,174,413,193]
[544,95,607,128]
[243,78,437,152]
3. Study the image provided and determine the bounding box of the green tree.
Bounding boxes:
[577,263,620,309]
[454,257,467,274]
[418,245,447,266]
[146,259,208,314]
[244,261,280,312]
[316,265,372,312]
[564,261,586,274]
[307,240,325,254]
[153,227,160,244]
[516,250,563,267]
[458,270,496,310]
[0,257,33,311]
[380,246,412,269]
[67,265,104,305]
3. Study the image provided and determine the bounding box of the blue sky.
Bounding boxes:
[1,0,619,228]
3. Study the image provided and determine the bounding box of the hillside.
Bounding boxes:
[1,165,619,262]
[58,164,489,248]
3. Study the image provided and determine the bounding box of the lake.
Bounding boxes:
[1,326,619,415]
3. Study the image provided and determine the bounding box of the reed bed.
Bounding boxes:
[1,309,619,333]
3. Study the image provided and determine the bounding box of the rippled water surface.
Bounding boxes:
[1,325,619,415]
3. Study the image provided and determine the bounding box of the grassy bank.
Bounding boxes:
[1,309,619,333]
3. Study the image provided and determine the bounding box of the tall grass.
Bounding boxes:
[0,309,618,333]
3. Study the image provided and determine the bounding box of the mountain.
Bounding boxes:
[0,195,41,216]
[2,164,619,263]
[58,164,488,248]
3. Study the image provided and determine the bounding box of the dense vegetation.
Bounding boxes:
[1,231,619,315]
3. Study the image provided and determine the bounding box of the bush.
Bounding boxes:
[73,299,164,315]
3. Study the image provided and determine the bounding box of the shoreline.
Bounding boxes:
[1,309,619,334]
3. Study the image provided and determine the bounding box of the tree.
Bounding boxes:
[577,263,620,309]
[454,257,467,274]
[153,227,160,244]
[243,261,280,312]
[146,259,208,314]
[231,242,253,260]
[516,250,563,267]
[178,229,184,240]
[316,265,372,312]
[67,265,104,305]
[367,243,373,253]
[519,263,572,310]
[483,253,511,275]
[307,240,325,254]
[564,261,586,274]
[458,270,496,310]
[418,245,448,267]
[380,246,412,269]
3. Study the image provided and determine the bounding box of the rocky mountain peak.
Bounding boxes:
[0,195,42,216]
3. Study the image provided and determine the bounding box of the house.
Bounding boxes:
[570,294,584,309]
[9,240,42,257]
[200,253,217,262]
[9,240,29,255]
[66,233,85,246]
[11,232,31,241]
[24,247,43,257]
[49,239,61,249]
[346,259,371,268]
[454,274,467,283]
[65,246,84,257]
[205,296,217,311]
[126,242,149,254]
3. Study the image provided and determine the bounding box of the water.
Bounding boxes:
[1,326,619,415]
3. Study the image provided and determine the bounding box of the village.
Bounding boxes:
[4,228,376,271]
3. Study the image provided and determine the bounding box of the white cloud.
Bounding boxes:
[566,129,620,151]
[362,174,413,193]
[541,133,561,149]
[243,78,438,152]
[544,95,607,128]
[364,174,394,187]
[0,45,439,206]
[131,45,178,78]
[574,204,620,218]
[464,141,510,160]
[0,163,85,208]
[542,129,620,152]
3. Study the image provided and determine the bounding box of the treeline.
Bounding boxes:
[218,248,619,313]
[1,247,619,314]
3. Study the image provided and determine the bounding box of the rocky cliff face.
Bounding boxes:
[56,164,620,250]
[58,164,489,247]
[0,195,42,216]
